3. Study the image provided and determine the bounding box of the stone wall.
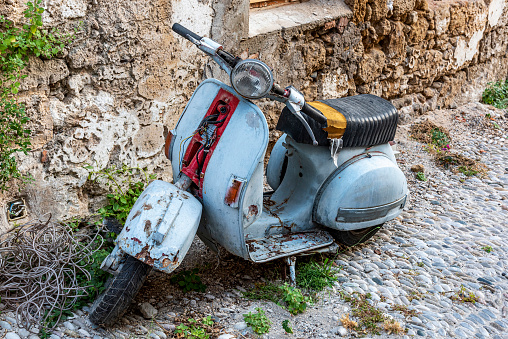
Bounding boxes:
[1,0,507,231]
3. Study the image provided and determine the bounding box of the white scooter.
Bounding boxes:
[89,23,408,326]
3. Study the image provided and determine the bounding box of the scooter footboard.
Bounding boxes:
[116,180,202,273]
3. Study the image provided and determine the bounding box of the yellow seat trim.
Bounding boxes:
[307,101,347,139]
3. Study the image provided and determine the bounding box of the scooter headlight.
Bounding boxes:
[230,59,274,99]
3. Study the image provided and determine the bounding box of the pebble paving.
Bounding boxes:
[0,102,507,338]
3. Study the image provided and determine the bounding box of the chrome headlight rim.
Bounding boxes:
[230,59,274,99]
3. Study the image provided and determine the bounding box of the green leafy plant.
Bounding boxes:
[280,283,311,315]
[170,268,207,293]
[482,79,508,109]
[296,258,338,291]
[85,164,156,224]
[481,245,493,253]
[175,317,214,339]
[450,285,479,304]
[243,308,271,335]
[415,172,427,181]
[0,0,75,192]
[458,166,479,177]
[431,128,451,150]
[282,319,293,333]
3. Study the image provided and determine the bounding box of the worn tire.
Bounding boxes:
[89,255,152,327]
[330,224,383,247]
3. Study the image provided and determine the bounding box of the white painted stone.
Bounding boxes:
[454,29,485,67]
[171,0,214,60]
[488,0,506,27]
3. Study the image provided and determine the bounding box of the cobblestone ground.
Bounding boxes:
[1,102,507,338]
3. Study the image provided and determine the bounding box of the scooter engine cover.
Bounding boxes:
[116,180,202,273]
[313,152,407,231]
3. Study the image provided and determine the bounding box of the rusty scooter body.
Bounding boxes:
[89,23,408,326]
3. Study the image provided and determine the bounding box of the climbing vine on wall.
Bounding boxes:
[0,0,74,192]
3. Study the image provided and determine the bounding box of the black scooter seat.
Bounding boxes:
[276,94,398,147]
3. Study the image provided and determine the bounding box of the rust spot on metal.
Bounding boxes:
[131,237,142,244]
[246,204,258,219]
[144,220,152,234]
[131,210,141,220]
[135,244,155,266]
[162,256,178,268]
[143,203,152,210]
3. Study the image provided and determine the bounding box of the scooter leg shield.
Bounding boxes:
[115,180,202,273]
[266,134,287,191]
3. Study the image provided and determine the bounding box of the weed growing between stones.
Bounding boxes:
[280,283,312,315]
[282,319,293,333]
[339,292,388,335]
[242,282,283,304]
[390,304,420,319]
[482,79,508,109]
[174,316,218,339]
[450,285,479,304]
[243,282,312,315]
[170,268,207,293]
[243,308,272,335]
[415,171,427,181]
[410,120,487,177]
[296,257,339,291]
[482,246,493,253]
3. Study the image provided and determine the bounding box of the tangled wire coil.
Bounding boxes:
[0,214,102,330]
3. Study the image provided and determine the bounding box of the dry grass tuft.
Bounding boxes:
[340,313,358,330]
[383,319,404,334]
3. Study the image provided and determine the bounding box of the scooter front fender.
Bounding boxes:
[115,180,202,273]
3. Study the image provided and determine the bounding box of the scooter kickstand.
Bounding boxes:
[286,256,297,286]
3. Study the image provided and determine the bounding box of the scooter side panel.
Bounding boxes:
[169,79,268,259]
[116,180,202,273]
[200,90,268,259]
[313,151,408,230]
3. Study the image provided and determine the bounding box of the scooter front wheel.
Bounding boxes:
[89,255,152,326]
[330,224,383,247]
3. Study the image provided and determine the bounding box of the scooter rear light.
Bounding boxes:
[164,130,174,160]
[224,177,245,208]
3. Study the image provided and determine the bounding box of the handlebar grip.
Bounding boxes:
[172,23,202,42]
[301,103,327,125]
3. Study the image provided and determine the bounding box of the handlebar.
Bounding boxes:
[172,23,202,42]
[301,103,327,125]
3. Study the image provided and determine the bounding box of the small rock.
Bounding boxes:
[217,335,236,339]
[234,322,247,331]
[160,323,176,331]
[204,294,215,300]
[139,302,158,319]
[331,326,348,336]
[5,333,21,339]
[63,321,76,331]
[411,164,425,173]
[18,328,30,338]
[77,329,91,337]
[0,320,12,330]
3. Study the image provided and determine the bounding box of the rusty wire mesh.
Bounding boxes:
[0,214,102,329]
